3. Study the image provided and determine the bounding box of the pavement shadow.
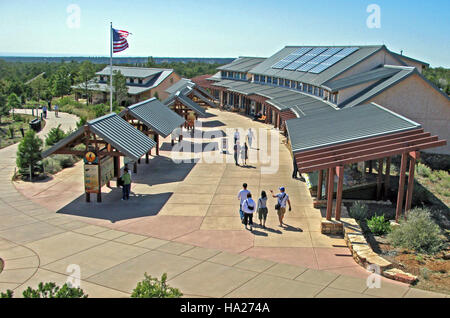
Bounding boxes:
[201,120,225,128]
[159,140,219,153]
[57,191,173,223]
[132,155,197,186]
[282,223,303,232]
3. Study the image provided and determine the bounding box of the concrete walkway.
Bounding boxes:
[0,109,447,298]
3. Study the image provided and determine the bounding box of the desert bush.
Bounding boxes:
[416,163,432,178]
[367,214,391,236]
[1,282,87,298]
[43,157,62,174]
[53,154,78,168]
[349,201,369,221]
[131,273,182,298]
[388,208,445,254]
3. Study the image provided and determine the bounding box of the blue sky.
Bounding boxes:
[0,0,449,67]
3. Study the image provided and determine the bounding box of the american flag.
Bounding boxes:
[113,28,131,53]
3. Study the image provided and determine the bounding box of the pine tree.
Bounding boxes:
[16,130,43,178]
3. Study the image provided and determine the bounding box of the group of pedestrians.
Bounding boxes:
[233,128,254,166]
[237,183,292,231]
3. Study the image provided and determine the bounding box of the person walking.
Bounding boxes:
[121,167,132,201]
[270,187,292,227]
[292,157,300,179]
[234,129,240,145]
[42,105,47,119]
[233,141,241,166]
[241,142,248,166]
[242,193,256,231]
[247,128,254,148]
[238,183,250,222]
[257,190,268,228]
[54,104,59,118]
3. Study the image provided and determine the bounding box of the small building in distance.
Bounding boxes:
[73,66,181,106]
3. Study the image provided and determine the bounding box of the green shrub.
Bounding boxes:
[45,124,67,146]
[1,282,87,298]
[367,214,391,236]
[76,116,87,128]
[416,163,432,178]
[131,273,182,298]
[349,201,369,221]
[388,208,445,254]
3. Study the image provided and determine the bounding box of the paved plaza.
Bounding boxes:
[0,109,447,298]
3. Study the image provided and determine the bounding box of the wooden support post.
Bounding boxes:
[384,157,391,199]
[377,158,384,200]
[335,166,344,221]
[138,158,141,164]
[115,156,121,188]
[395,153,408,222]
[362,161,366,180]
[156,134,160,156]
[146,152,149,164]
[97,192,101,203]
[369,160,373,174]
[326,167,335,221]
[317,170,323,200]
[404,153,417,217]
[97,159,102,203]
[325,169,329,200]
[133,162,137,174]
[86,192,90,202]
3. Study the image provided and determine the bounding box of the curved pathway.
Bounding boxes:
[0,109,447,298]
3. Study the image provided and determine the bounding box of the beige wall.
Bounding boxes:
[136,72,182,102]
[338,80,378,105]
[366,73,450,154]
[396,57,424,73]
[333,49,404,81]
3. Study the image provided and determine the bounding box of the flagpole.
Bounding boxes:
[110,22,113,113]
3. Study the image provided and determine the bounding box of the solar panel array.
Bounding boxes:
[271,47,312,69]
[271,47,359,74]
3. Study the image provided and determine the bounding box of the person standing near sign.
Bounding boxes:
[121,167,131,201]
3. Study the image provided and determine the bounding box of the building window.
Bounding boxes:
[279,78,284,87]
[296,82,302,91]
[267,77,272,84]
[313,87,318,95]
[290,81,296,89]
[260,76,266,83]
[319,88,324,97]
[99,76,104,82]
[138,79,143,85]
[241,73,246,80]
[254,74,260,82]
[273,77,278,85]
[129,78,134,84]
[285,80,290,87]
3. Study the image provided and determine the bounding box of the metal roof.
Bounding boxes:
[217,57,267,72]
[125,98,185,138]
[248,45,385,87]
[286,102,421,153]
[191,89,216,107]
[322,66,401,92]
[96,66,172,78]
[89,113,156,160]
[42,113,156,160]
[165,78,194,94]
[163,92,208,117]
[212,79,335,115]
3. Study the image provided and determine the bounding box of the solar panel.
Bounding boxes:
[309,47,359,74]
[297,47,343,72]
[272,47,312,69]
[292,47,327,71]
